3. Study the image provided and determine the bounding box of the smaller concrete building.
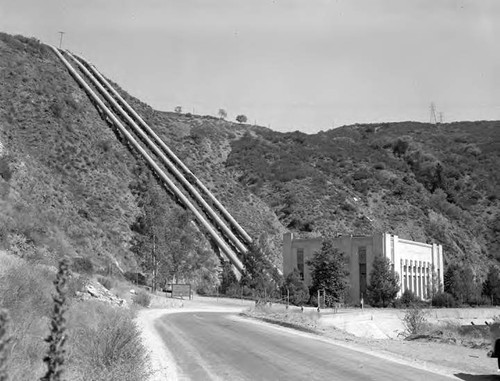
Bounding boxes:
[283,232,444,305]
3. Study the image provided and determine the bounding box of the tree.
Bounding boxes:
[240,238,282,300]
[483,266,500,305]
[174,106,182,113]
[218,108,227,120]
[444,263,481,305]
[306,240,349,302]
[284,269,309,305]
[366,256,399,307]
[236,114,247,124]
[130,181,219,292]
[220,261,238,295]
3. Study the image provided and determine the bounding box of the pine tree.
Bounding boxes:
[306,240,349,302]
[366,256,399,307]
[41,259,69,381]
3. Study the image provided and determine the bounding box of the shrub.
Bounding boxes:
[392,138,409,157]
[284,269,310,306]
[401,304,429,336]
[71,257,94,275]
[0,262,53,379]
[236,114,248,124]
[66,301,150,381]
[0,157,12,182]
[400,289,418,307]
[49,101,64,118]
[432,292,457,308]
[132,290,151,308]
[97,276,113,291]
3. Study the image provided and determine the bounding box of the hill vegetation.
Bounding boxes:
[0,31,499,286]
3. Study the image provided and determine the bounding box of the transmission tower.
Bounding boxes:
[430,102,438,124]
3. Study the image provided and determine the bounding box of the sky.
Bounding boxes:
[1,0,499,133]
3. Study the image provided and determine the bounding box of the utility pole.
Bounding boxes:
[58,31,65,49]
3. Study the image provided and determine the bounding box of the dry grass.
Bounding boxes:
[65,301,150,381]
[0,253,150,380]
[244,304,320,332]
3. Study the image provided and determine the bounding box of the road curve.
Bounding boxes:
[154,311,453,381]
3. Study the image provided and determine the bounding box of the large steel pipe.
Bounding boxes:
[64,51,249,256]
[49,46,244,274]
[73,54,253,246]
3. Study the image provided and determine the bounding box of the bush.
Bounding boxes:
[400,289,418,307]
[432,292,457,308]
[401,304,429,336]
[236,114,248,124]
[71,257,94,275]
[132,290,151,308]
[0,262,54,379]
[97,276,113,291]
[0,157,12,182]
[66,301,150,381]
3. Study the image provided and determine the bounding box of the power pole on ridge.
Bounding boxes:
[58,31,65,49]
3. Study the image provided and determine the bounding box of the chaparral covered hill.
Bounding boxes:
[0,33,284,272]
[0,32,499,277]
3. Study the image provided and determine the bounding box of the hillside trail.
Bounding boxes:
[137,296,499,380]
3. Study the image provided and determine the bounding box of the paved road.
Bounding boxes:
[155,311,453,381]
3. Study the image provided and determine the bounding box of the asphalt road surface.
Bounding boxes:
[155,311,453,381]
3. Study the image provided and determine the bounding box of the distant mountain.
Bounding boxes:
[0,32,498,277]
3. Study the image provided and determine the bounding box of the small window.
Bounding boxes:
[358,246,366,264]
[359,263,366,275]
[297,249,304,280]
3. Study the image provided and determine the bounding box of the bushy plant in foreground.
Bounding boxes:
[41,259,69,381]
[66,301,150,381]
[401,304,429,336]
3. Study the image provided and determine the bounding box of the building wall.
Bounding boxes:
[282,232,444,305]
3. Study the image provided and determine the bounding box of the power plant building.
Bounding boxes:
[282,232,444,305]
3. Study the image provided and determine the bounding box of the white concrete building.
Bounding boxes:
[283,232,444,304]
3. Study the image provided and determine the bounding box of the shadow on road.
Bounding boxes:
[454,373,500,380]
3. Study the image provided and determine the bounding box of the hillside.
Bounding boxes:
[0,32,499,278]
[225,122,500,272]
[0,33,284,273]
